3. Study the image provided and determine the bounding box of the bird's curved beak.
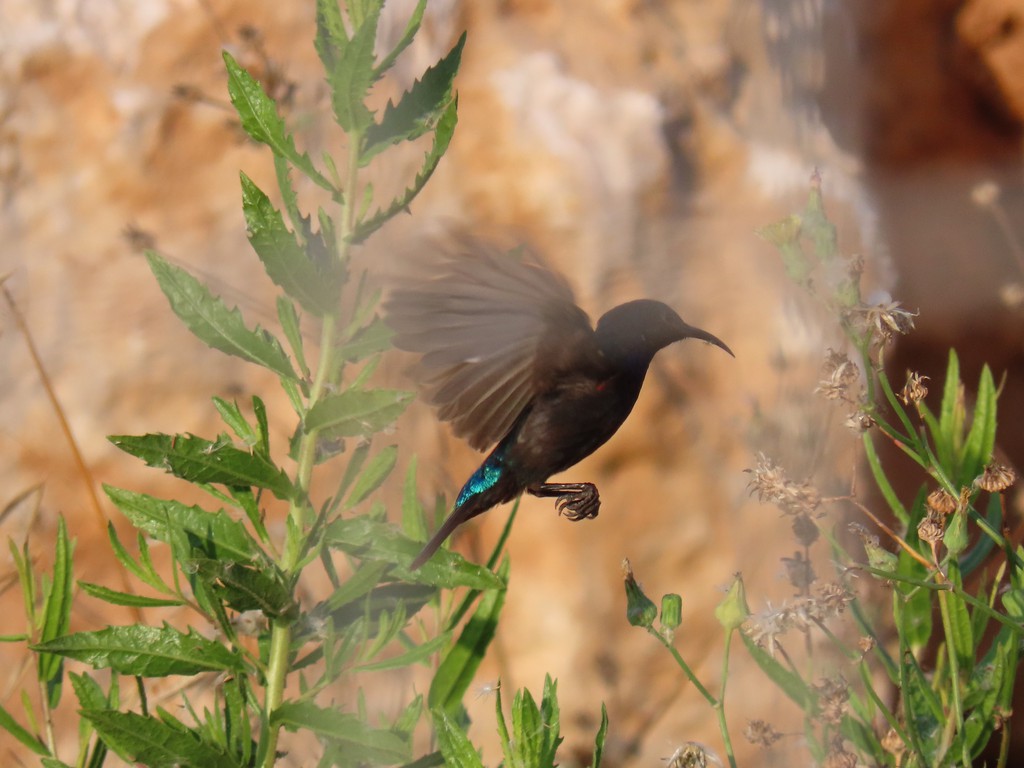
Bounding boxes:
[681,323,734,357]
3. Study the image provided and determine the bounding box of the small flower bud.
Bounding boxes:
[943,510,969,555]
[715,573,750,630]
[622,559,657,629]
[660,593,683,632]
[917,511,945,544]
[744,719,782,748]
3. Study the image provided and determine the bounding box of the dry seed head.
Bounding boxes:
[927,488,958,515]
[815,581,854,616]
[857,635,876,655]
[664,742,723,768]
[917,511,946,543]
[975,463,1017,493]
[746,454,821,515]
[814,677,850,725]
[899,371,929,405]
[844,410,875,433]
[823,737,857,768]
[817,349,859,401]
[744,719,782,749]
[863,301,917,344]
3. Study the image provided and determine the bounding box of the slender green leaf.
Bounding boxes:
[222,51,334,193]
[338,315,393,362]
[108,435,295,501]
[272,701,409,763]
[106,524,170,594]
[79,582,183,608]
[351,95,459,243]
[740,633,814,709]
[0,703,47,756]
[433,709,484,768]
[362,32,466,163]
[33,625,244,677]
[326,516,503,590]
[863,432,909,526]
[212,397,257,450]
[39,516,73,709]
[429,559,508,713]
[276,296,309,379]
[83,709,240,768]
[69,672,108,713]
[145,251,297,380]
[241,173,343,315]
[591,702,608,768]
[941,562,974,677]
[305,388,412,437]
[962,364,996,485]
[345,445,398,508]
[356,631,451,672]
[401,456,426,541]
[373,0,427,80]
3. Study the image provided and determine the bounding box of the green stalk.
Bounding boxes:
[717,629,738,768]
[261,131,363,768]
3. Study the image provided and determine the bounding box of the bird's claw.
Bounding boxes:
[556,487,600,521]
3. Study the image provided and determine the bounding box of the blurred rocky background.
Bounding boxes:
[0,0,1022,765]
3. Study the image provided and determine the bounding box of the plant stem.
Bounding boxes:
[717,629,738,768]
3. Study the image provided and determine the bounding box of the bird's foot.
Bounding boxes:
[528,482,600,521]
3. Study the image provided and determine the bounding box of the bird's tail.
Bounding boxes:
[410,464,518,570]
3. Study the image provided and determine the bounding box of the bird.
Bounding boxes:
[384,240,733,569]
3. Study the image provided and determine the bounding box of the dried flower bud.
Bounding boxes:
[917,511,945,543]
[857,635,876,655]
[744,719,782,748]
[664,743,723,768]
[975,463,1017,493]
[899,371,929,405]
[815,582,854,616]
[926,488,958,515]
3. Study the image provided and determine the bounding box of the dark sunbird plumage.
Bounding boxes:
[385,241,733,569]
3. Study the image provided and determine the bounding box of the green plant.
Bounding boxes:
[624,176,1023,767]
[0,2,607,766]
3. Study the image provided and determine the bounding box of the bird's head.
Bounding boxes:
[595,299,734,367]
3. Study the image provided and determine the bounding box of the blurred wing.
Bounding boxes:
[385,240,593,451]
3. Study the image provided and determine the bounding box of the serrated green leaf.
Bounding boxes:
[79,582,183,608]
[70,672,108,713]
[222,52,334,194]
[272,701,409,763]
[317,0,379,134]
[351,95,458,243]
[510,678,563,767]
[429,559,508,714]
[33,625,244,677]
[326,516,503,590]
[362,32,466,163]
[305,388,411,438]
[145,251,298,380]
[39,515,73,709]
[108,434,295,501]
[433,709,484,768]
[241,173,342,316]
[338,315,393,362]
[0,702,48,756]
[345,445,397,508]
[190,557,295,621]
[106,524,169,594]
[82,709,241,768]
